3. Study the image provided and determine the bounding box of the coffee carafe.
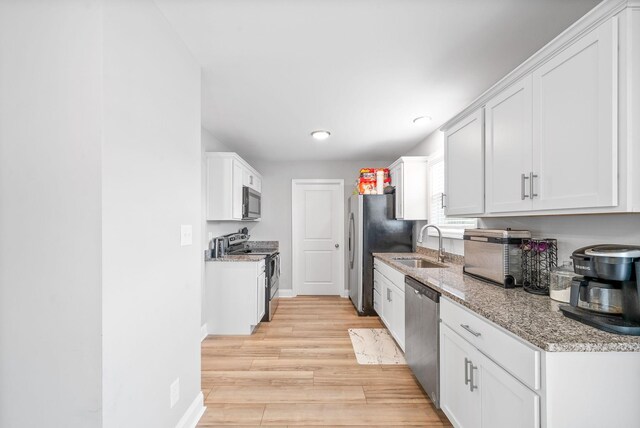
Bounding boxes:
[560,245,640,335]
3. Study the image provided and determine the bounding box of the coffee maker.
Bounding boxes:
[559,245,640,335]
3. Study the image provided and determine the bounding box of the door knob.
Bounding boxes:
[335,244,340,248]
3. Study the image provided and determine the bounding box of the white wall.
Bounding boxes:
[246,159,392,292]
[0,2,103,427]
[406,130,640,257]
[102,1,202,427]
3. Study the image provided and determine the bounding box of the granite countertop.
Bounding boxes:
[205,240,279,262]
[205,253,267,262]
[373,252,640,353]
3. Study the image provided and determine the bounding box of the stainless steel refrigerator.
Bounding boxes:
[347,194,414,315]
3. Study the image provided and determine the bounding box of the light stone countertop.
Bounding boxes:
[205,254,267,262]
[204,240,278,262]
[373,252,640,352]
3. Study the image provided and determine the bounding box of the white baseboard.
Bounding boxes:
[341,289,349,298]
[279,289,295,298]
[200,324,208,342]
[175,391,205,428]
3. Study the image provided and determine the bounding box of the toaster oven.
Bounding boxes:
[463,229,531,288]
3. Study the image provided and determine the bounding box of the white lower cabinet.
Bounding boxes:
[373,259,405,351]
[440,298,540,428]
[441,323,481,428]
[205,259,266,335]
[256,269,266,323]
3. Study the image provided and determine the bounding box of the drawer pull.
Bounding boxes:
[460,324,482,337]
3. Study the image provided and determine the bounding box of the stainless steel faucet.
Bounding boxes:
[418,224,446,263]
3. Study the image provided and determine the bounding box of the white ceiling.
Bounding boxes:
[156,0,601,161]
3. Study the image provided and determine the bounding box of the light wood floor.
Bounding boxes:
[198,296,452,427]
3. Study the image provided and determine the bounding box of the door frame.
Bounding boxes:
[291,179,345,297]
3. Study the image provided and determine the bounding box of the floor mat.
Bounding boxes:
[348,328,406,365]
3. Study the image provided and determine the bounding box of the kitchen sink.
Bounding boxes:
[392,258,447,269]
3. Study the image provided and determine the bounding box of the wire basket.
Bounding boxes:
[521,239,558,295]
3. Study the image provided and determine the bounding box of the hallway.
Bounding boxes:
[198,296,451,426]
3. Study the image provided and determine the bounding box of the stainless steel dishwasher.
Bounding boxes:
[405,276,440,408]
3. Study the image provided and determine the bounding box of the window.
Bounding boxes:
[427,153,477,238]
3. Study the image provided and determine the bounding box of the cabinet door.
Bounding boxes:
[479,352,540,428]
[232,160,244,220]
[382,278,395,333]
[393,286,405,351]
[440,324,481,428]
[445,109,485,216]
[390,164,404,219]
[256,270,266,323]
[531,17,618,211]
[485,76,534,213]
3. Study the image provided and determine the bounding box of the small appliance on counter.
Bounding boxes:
[560,244,640,335]
[463,229,531,287]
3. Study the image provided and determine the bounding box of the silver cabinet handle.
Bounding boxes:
[464,358,471,385]
[442,193,447,208]
[250,175,254,185]
[335,243,339,248]
[460,324,481,337]
[469,362,478,391]
[521,174,530,200]
[530,172,538,199]
[387,288,392,302]
[414,289,419,295]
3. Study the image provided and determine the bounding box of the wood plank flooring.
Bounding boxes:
[198,296,451,427]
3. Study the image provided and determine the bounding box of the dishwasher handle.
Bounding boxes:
[405,276,440,303]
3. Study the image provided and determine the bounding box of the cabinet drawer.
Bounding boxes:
[373,271,382,295]
[373,258,405,291]
[440,298,540,390]
[373,288,382,314]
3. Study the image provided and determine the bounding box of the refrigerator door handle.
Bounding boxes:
[348,213,355,269]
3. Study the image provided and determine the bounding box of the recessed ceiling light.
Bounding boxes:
[413,116,432,124]
[311,130,331,140]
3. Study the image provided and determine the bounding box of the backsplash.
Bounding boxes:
[416,214,640,262]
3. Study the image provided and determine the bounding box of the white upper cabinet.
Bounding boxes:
[531,16,618,211]
[389,157,429,220]
[206,152,263,221]
[444,108,485,216]
[485,76,533,213]
[443,8,632,217]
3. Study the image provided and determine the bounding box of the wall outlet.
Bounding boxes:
[180,225,193,246]
[170,378,180,408]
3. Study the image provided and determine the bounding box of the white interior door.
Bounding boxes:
[292,180,344,296]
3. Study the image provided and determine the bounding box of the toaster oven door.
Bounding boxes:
[464,239,506,285]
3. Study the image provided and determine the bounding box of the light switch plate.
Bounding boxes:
[180,225,193,246]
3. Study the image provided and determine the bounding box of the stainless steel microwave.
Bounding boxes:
[242,186,261,220]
